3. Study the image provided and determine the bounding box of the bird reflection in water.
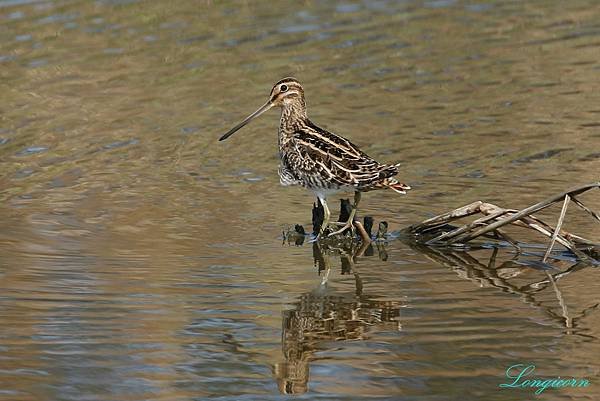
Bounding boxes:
[273,240,403,394]
[274,234,598,393]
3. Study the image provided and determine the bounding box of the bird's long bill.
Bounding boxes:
[218,101,274,141]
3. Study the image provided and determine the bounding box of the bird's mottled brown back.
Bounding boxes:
[275,78,410,194]
[278,120,404,191]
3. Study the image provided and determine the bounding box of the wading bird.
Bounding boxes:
[219,78,410,238]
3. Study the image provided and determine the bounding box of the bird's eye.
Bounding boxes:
[280,84,288,92]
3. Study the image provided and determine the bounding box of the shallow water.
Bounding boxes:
[1,0,599,400]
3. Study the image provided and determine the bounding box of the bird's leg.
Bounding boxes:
[318,197,331,238]
[329,191,362,237]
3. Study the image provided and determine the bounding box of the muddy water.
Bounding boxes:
[1,1,599,400]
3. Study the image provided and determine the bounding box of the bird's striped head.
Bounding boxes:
[218,77,305,141]
[268,77,305,107]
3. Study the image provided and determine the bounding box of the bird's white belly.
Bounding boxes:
[313,188,344,200]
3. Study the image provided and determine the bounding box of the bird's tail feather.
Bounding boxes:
[387,178,411,195]
[365,163,410,194]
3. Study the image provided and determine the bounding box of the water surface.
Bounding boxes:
[1,0,599,400]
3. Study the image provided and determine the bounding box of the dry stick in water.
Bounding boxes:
[519,216,589,260]
[406,183,598,263]
[494,229,522,252]
[571,195,600,222]
[451,182,599,244]
[543,195,571,263]
[408,201,484,232]
[512,213,596,248]
[427,209,511,244]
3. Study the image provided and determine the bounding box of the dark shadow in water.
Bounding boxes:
[273,238,598,394]
[273,240,402,394]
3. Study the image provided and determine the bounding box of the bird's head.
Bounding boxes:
[219,77,305,141]
[268,77,305,107]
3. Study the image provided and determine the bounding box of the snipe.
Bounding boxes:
[219,77,411,238]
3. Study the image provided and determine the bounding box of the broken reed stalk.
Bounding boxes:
[494,228,522,253]
[409,182,599,262]
[572,196,600,221]
[542,195,570,263]
[452,182,598,244]
[427,208,511,244]
[407,201,484,233]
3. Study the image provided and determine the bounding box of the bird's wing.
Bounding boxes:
[291,124,398,188]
